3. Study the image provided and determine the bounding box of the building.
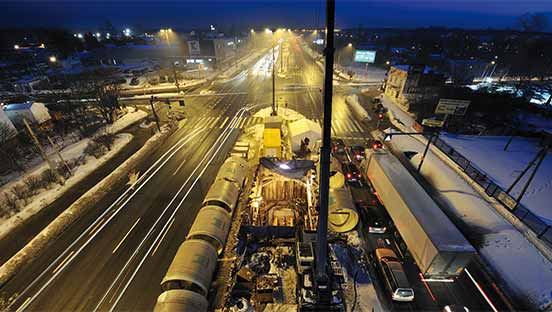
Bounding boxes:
[3,102,51,127]
[12,75,49,93]
[384,64,445,118]
[0,108,17,140]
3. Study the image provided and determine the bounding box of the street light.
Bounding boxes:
[348,42,352,47]
[250,29,255,33]
[160,28,172,47]
[14,44,19,50]
[265,28,272,34]
[386,60,390,65]
[49,56,57,63]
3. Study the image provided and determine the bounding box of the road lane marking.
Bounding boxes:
[95,108,247,312]
[219,117,229,129]
[172,160,186,176]
[150,218,175,256]
[6,128,207,312]
[237,117,247,128]
[52,251,76,274]
[88,217,107,237]
[352,120,363,132]
[112,218,141,254]
[104,109,247,312]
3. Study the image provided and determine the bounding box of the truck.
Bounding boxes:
[362,149,476,278]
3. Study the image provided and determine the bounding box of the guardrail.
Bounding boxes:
[430,135,552,248]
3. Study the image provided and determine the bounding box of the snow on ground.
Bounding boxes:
[379,94,417,132]
[440,134,552,224]
[0,133,133,239]
[105,107,147,133]
[385,132,552,310]
[331,236,384,312]
[254,107,305,122]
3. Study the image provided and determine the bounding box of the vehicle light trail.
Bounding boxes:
[9,127,205,312]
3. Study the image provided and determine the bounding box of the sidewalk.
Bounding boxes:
[377,95,552,310]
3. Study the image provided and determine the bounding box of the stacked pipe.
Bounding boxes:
[154,156,248,312]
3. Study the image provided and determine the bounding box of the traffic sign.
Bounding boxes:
[435,99,470,116]
[354,50,376,63]
[422,118,445,128]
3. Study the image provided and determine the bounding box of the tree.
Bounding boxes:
[94,83,121,124]
[517,13,549,32]
[0,123,23,172]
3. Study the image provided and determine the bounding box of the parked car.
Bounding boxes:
[375,248,414,302]
[342,162,362,185]
[130,77,140,86]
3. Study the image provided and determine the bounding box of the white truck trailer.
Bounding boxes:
[362,149,476,278]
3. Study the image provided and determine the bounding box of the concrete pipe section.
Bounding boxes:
[186,205,231,255]
[328,188,359,233]
[216,156,248,187]
[154,289,208,312]
[202,179,240,213]
[160,239,218,297]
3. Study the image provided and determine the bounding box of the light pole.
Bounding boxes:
[160,28,172,48]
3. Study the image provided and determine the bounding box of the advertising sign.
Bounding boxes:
[354,50,376,63]
[188,40,201,56]
[435,99,471,116]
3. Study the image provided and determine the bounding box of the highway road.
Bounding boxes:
[1,35,510,312]
[1,48,273,311]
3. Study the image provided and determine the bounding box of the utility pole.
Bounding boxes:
[47,136,73,176]
[417,133,436,173]
[23,119,64,185]
[506,148,543,194]
[150,96,161,131]
[316,0,335,305]
[516,146,548,203]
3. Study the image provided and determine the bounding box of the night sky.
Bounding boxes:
[2,0,552,31]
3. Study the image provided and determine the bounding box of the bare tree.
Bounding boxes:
[94,83,122,124]
[517,13,549,32]
[0,123,23,173]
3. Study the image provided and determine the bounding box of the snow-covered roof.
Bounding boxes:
[4,102,33,111]
[392,64,433,74]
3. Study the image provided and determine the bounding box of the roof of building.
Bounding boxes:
[3,102,33,111]
[392,64,433,74]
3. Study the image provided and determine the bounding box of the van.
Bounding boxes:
[375,248,414,302]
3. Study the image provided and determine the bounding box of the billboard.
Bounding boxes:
[188,40,201,56]
[435,99,470,116]
[354,50,376,63]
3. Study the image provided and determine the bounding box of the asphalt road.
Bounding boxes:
[1,48,273,311]
[1,37,510,312]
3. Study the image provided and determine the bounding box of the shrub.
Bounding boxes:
[4,193,19,215]
[93,132,115,151]
[41,169,58,186]
[24,175,44,194]
[11,184,31,205]
[84,141,105,159]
